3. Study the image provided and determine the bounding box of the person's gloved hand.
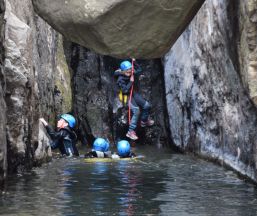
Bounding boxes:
[130,75,134,82]
[39,118,48,126]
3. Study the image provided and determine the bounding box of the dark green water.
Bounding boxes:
[1,146,257,216]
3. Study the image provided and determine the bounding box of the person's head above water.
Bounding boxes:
[58,114,76,129]
[93,138,110,152]
[117,140,131,157]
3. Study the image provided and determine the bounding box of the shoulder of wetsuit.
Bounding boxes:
[53,128,67,138]
[114,69,123,77]
[62,127,77,140]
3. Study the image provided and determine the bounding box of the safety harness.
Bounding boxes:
[119,90,128,104]
[117,59,135,124]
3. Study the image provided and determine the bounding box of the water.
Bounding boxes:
[1,146,257,216]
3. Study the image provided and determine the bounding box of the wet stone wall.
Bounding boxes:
[0,0,6,184]
[3,0,71,175]
[164,0,257,181]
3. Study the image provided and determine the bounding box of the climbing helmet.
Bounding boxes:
[117,140,131,157]
[60,114,76,128]
[93,138,110,152]
[120,61,132,71]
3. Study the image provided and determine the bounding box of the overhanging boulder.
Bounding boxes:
[32,0,204,58]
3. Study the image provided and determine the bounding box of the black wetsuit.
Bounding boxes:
[45,125,79,156]
[84,151,112,158]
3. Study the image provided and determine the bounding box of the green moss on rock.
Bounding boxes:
[55,35,72,113]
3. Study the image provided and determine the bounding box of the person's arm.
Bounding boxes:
[44,125,60,140]
[117,78,133,94]
[47,126,66,150]
[133,61,142,75]
[39,118,48,126]
[39,118,62,148]
[114,69,122,77]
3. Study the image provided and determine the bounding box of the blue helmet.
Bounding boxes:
[93,138,110,152]
[117,140,131,157]
[61,114,76,128]
[120,61,132,71]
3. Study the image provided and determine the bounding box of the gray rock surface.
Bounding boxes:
[0,0,6,184]
[164,0,257,181]
[5,1,33,170]
[238,1,257,105]
[32,0,205,59]
[35,123,52,164]
[4,0,72,173]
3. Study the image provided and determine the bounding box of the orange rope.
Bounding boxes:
[128,59,135,124]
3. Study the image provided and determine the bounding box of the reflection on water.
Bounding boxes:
[64,157,165,215]
[1,146,257,215]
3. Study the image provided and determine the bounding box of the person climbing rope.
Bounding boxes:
[84,138,111,158]
[114,59,154,140]
[39,114,79,157]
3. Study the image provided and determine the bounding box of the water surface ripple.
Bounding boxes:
[1,147,257,215]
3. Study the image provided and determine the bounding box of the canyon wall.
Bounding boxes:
[164,0,257,180]
[0,0,6,184]
[3,0,71,174]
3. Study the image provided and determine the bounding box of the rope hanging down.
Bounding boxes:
[128,59,135,124]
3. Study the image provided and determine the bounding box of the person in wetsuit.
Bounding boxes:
[114,59,154,141]
[40,114,79,157]
[84,138,112,158]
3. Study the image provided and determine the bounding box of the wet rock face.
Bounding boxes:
[32,0,205,59]
[0,0,6,184]
[238,1,257,105]
[64,42,169,147]
[164,0,257,181]
[4,0,70,173]
[5,1,34,171]
[4,0,53,172]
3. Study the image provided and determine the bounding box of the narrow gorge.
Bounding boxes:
[0,0,257,186]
